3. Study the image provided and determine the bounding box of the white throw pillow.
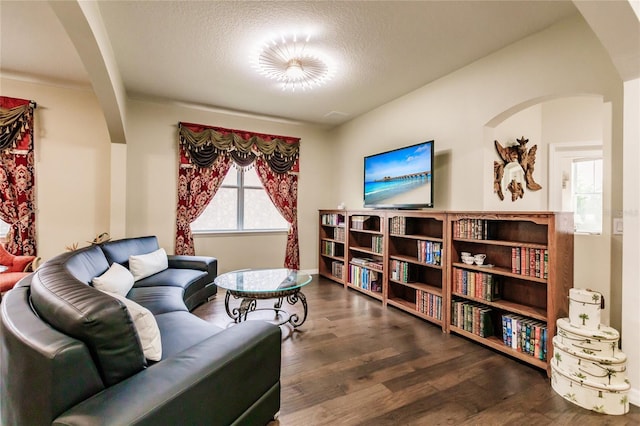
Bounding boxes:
[129,248,168,281]
[92,263,134,297]
[103,291,162,361]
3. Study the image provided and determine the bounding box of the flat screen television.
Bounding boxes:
[364,140,434,209]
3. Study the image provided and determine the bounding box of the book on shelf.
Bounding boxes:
[416,290,442,320]
[452,268,501,301]
[351,257,383,271]
[371,235,384,254]
[510,247,548,279]
[390,259,411,283]
[331,261,344,280]
[389,216,409,235]
[351,216,371,230]
[417,240,441,265]
[321,213,344,226]
[453,219,494,240]
[333,227,345,242]
[349,264,381,293]
[501,313,547,361]
[451,299,493,337]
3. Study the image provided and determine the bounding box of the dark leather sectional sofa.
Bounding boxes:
[0,236,282,425]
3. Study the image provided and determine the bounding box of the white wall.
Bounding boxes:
[1,77,112,260]
[124,98,333,273]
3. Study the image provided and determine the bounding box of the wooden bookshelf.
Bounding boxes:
[387,211,447,329]
[447,211,573,374]
[346,211,385,300]
[318,210,347,285]
[317,210,573,374]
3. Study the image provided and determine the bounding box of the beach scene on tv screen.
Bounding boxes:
[364,143,432,206]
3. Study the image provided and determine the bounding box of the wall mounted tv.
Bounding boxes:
[363,140,434,209]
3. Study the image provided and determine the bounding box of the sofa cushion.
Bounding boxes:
[134,268,206,292]
[92,263,134,296]
[127,286,189,316]
[129,248,168,281]
[100,236,160,269]
[103,291,162,361]
[63,245,110,285]
[154,311,221,360]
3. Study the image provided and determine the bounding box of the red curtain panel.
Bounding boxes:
[0,96,37,256]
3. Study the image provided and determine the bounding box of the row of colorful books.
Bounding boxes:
[321,213,344,226]
[349,264,381,293]
[389,259,410,283]
[452,268,501,301]
[501,314,548,361]
[321,241,344,257]
[511,247,548,279]
[333,227,345,242]
[331,261,344,280]
[417,240,442,265]
[417,290,443,320]
[351,215,372,230]
[451,300,494,337]
[372,235,384,254]
[452,219,494,240]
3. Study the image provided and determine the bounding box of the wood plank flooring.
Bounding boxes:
[193,275,640,425]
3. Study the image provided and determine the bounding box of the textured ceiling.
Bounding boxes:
[1,1,579,126]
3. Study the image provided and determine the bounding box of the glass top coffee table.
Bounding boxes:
[214,268,312,328]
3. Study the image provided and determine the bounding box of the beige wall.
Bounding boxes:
[331,15,621,212]
[124,99,334,273]
[1,77,112,261]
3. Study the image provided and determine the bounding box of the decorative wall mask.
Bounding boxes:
[494,136,542,201]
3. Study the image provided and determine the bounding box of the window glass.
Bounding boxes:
[0,221,9,238]
[572,158,603,234]
[191,168,287,232]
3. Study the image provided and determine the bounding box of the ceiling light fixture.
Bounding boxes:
[252,33,334,92]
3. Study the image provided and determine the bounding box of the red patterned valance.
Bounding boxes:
[0,97,35,152]
[179,122,300,173]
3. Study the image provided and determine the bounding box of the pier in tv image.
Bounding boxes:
[364,140,434,208]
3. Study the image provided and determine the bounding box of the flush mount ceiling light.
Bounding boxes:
[252,33,334,92]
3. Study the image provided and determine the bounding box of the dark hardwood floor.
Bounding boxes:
[193,276,639,425]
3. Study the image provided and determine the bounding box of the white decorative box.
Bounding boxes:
[551,363,630,415]
[556,318,620,358]
[552,335,628,386]
[569,288,602,330]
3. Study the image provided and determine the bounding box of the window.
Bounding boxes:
[191,167,288,232]
[572,158,603,234]
[0,220,9,238]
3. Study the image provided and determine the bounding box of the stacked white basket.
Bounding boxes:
[551,288,631,415]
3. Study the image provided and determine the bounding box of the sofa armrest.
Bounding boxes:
[53,321,281,426]
[167,255,217,276]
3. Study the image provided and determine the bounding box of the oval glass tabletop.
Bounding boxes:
[214,268,312,294]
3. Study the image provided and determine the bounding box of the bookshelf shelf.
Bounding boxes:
[449,326,548,370]
[318,210,573,374]
[387,297,443,326]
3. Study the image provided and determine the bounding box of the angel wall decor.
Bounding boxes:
[494,136,542,201]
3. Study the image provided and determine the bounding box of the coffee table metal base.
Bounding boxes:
[224,288,308,328]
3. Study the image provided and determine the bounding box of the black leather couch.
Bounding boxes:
[0,236,282,426]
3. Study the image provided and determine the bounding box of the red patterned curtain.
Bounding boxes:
[0,97,37,255]
[176,123,300,269]
[254,157,299,269]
